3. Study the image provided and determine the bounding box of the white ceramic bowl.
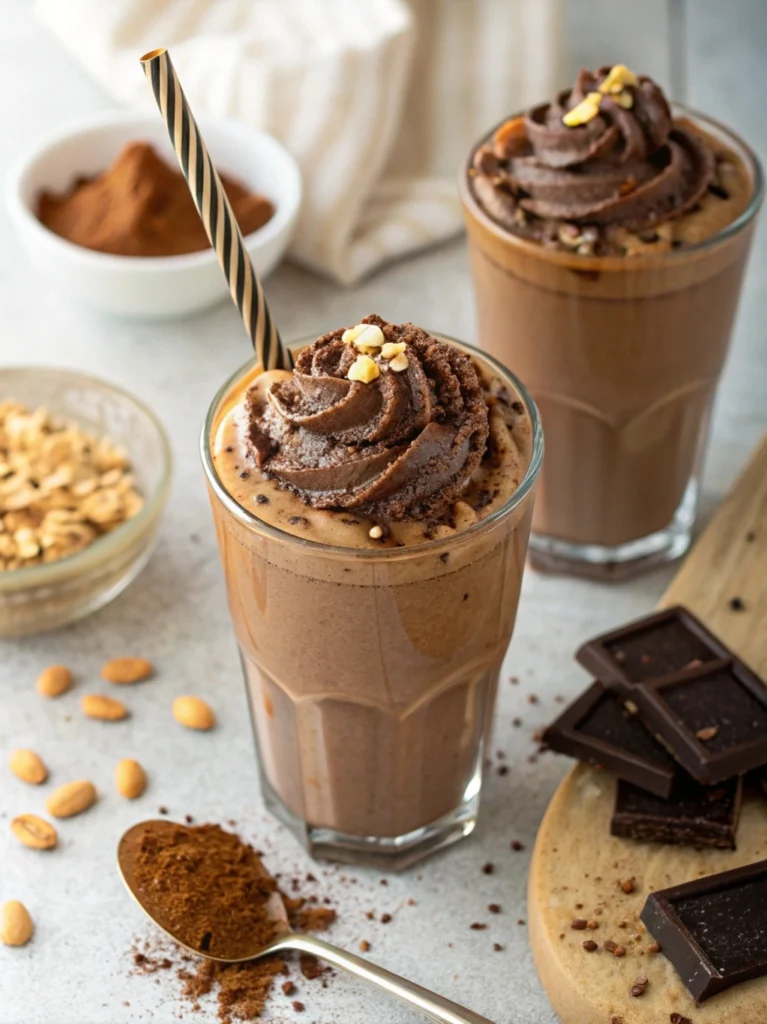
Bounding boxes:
[5,111,302,319]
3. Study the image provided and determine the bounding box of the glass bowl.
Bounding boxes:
[0,367,172,637]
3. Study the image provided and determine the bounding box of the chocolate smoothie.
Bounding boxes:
[461,65,762,578]
[203,316,542,868]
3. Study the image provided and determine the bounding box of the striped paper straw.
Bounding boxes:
[140,48,292,371]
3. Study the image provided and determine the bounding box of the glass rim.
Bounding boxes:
[0,365,173,594]
[200,334,544,561]
[459,102,764,263]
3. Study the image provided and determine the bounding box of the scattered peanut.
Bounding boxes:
[342,324,385,353]
[381,342,406,360]
[562,91,602,128]
[347,355,380,384]
[101,657,154,685]
[35,665,73,699]
[1,901,34,947]
[46,780,96,819]
[81,694,128,721]
[10,814,58,850]
[8,748,48,785]
[115,759,148,799]
[173,696,215,731]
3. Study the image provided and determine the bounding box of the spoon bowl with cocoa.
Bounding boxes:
[118,819,494,1024]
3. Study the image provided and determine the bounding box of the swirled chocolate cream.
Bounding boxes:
[213,316,532,549]
[470,65,752,256]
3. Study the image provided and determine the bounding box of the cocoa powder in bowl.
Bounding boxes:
[37,142,275,258]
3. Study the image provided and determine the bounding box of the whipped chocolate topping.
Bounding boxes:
[245,316,490,522]
[471,66,721,253]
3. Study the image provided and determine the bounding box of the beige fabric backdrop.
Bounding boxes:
[36,0,562,283]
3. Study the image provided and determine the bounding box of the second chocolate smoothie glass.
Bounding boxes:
[202,326,542,870]
[461,66,762,579]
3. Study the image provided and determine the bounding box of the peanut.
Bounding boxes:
[1,901,34,947]
[11,814,58,850]
[173,696,216,731]
[8,748,48,785]
[101,657,154,685]
[46,780,96,819]
[81,694,128,721]
[36,665,73,699]
[115,759,147,799]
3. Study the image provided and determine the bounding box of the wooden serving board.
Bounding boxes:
[529,434,767,1024]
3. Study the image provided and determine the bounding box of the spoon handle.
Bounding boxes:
[268,933,496,1024]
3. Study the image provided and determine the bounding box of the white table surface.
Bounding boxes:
[1,3,766,1022]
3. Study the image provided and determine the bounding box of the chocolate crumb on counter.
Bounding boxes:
[470,922,487,930]
[497,764,509,776]
[512,717,522,728]
[380,913,392,924]
[299,955,323,981]
[493,943,504,951]
[157,806,168,815]
[488,904,501,914]
[292,1000,305,1012]
[528,694,539,704]
[729,596,746,611]
[359,940,370,952]
[517,919,526,926]
[482,862,494,874]
[282,981,296,996]
[511,840,524,851]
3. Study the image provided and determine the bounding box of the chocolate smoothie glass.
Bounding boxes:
[202,317,542,868]
[461,65,762,579]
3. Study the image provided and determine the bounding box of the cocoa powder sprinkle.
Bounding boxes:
[129,822,336,1023]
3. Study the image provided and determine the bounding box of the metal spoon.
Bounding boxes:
[118,820,495,1024]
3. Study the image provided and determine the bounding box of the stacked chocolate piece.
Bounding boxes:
[544,606,767,1004]
[544,606,767,850]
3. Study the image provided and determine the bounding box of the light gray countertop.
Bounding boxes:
[1,3,766,1022]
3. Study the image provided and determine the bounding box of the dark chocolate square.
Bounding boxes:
[611,775,742,849]
[543,681,678,798]
[641,859,767,1002]
[630,659,767,784]
[576,606,731,687]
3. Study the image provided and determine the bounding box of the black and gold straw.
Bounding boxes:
[140,48,292,371]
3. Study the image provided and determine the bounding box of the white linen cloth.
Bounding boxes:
[35,0,562,284]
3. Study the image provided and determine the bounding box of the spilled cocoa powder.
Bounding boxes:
[129,822,336,1021]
